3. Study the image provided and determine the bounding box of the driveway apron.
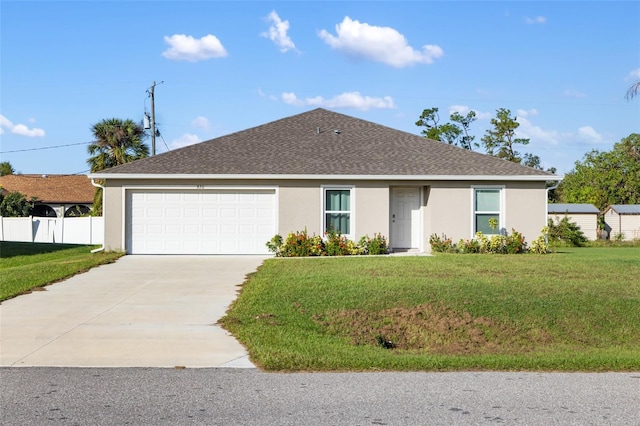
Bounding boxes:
[0,255,267,368]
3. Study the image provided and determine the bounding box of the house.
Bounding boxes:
[547,203,600,240]
[603,205,640,241]
[0,174,95,217]
[88,108,558,255]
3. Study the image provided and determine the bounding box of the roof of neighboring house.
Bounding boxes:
[548,203,600,214]
[91,108,557,181]
[0,174,94,204]
[605,204,640,215]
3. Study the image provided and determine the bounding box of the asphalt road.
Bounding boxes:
[1,368,638,425]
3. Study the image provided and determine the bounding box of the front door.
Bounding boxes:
[391,187,421,249]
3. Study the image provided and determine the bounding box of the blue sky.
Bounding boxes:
[1,1,638,176]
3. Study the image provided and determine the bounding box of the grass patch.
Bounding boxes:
[0,241,124,301]
[220,247,640,371]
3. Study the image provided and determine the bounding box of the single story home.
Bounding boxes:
[603,205,640,241]
[547,203,600,240]
[0,174,94,217]
[89,108,559,255]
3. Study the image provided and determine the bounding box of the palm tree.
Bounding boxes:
[87,118,149,214]
[87,118,149,172]
[626,80,640,100]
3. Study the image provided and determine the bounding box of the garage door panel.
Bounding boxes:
[126,189,275,254]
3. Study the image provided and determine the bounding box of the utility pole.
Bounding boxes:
[147,81,163,156]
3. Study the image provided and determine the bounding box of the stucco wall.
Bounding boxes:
[100,178,548,253]
[504,182,547,242]
[277,181,390,238]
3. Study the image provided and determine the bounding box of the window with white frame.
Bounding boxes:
[474,188,502,234]
[324,188,352,236]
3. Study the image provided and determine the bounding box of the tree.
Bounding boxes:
[87,118,149,215]
[415,108,477,149]
[450,111,478,150]
[557,133,640,211]
[0,191,37,217]
[0,161,15,176]
[481,108,530,163]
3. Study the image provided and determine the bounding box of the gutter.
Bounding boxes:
[87,173,561,182]
[90,179,105,253]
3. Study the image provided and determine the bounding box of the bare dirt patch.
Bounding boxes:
[313,303,553,355]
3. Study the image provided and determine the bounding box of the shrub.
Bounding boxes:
[547,215,588,247]
[429,233,455,253]
[530,235,550,254]
[505,229,527,254]
[266,234,284,256]
[359,233,389,255]
[266,229,324,257]
[324,228,351,256]
[266,230,388,257]
[456,238,481,254]
[431,228,545,255]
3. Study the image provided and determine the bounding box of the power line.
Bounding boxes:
[0,141,91,154]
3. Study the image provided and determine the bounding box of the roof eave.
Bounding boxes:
[88,173,561,182]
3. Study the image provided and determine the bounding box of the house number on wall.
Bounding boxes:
[196,185,205,189]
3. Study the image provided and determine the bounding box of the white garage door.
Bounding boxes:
[126,189,276,254]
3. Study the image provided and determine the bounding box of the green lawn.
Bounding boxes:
[220,247,640,371]
[0,242,124,301]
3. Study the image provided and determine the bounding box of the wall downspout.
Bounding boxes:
[90,179,105,253]
[545,181,562,245]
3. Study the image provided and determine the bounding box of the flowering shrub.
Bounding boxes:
[359,233,389,255]
[266,230,388,257]
[429,234,455,253]
[529,235,550,254]
[430,228,542,255]
[324,228,353,256]
[505,229,527,254]
[266,229,324,257]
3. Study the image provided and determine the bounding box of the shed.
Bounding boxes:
[603,205,640,241]
[548,203,600,241]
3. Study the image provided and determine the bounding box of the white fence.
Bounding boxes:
[0,216,103,245]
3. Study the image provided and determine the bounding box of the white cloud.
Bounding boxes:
[576,126,604,144]
[525,16,547,24]
[170,133,201,149]
[318,16,443,68]
[516,108,538,118]
[162,34,228,62]
[282,91,395,111]
[515,115,561,145]
[261,11,296,53]
[449,105,492,120]
[0,114,45,137]
[627,68,640,80]
[563,89,587,98]
[191,116,210,130]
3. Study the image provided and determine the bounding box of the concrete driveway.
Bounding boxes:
[0,255,267,368]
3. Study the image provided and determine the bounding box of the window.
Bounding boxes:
[324,188,351,235]
[474,188,502,234]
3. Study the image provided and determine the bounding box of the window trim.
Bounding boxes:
[321,185,354,239]
[471,185,505,236]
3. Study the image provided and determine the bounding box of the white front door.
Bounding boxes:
[391,187,421,249]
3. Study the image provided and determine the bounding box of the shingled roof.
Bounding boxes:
[0,174,94,203]
[93,108,555,179]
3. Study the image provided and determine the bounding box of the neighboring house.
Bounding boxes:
[0,174,95,218]
[603,205,640,241]
[547,203,600,241]
[89,108,559,255]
